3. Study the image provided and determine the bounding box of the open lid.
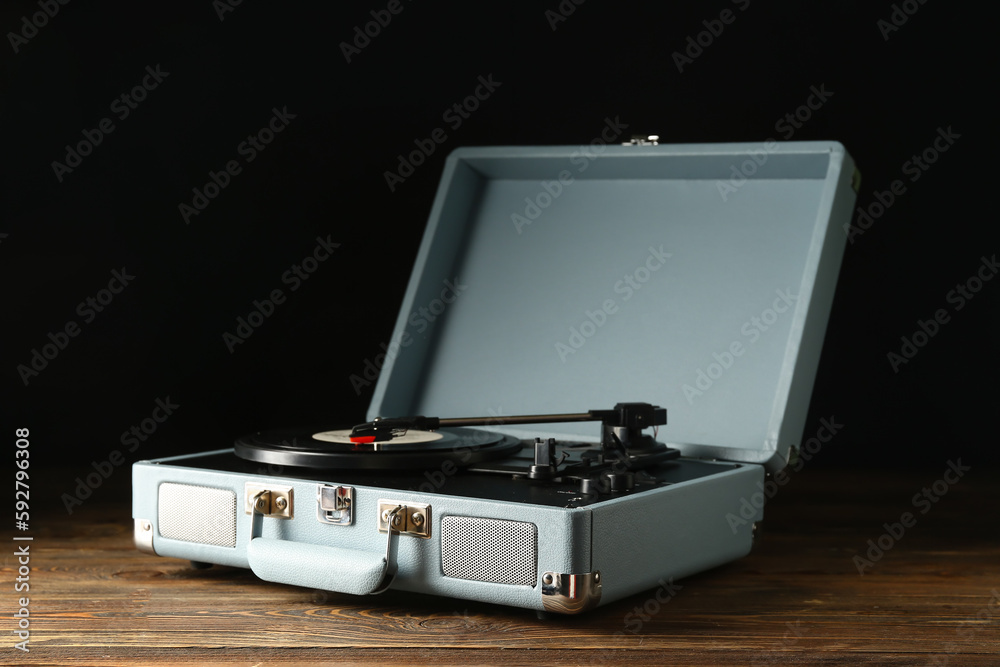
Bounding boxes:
[367,141,857,473]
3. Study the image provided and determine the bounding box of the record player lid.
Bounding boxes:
[367,141,857,473]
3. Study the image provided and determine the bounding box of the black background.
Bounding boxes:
[2,0,994,499]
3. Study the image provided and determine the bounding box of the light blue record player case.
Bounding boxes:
[133,140,857,613]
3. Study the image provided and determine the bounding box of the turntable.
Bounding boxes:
[133,140,858,613]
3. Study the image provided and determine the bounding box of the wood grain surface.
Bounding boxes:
[3,466,998,666]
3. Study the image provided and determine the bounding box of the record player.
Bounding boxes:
[133,139,858,614]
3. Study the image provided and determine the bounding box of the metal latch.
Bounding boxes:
[317,484,354,525]
[244,483,293,519]
[623,134,660,145]
[377,500,431,538]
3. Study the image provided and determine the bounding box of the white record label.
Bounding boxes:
[312,429,444,445]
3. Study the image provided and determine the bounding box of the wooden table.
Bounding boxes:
[5,466,998,665]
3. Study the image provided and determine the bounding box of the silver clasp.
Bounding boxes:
[317,484,354,525]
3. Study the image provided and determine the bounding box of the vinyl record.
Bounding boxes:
[234,426,523,470]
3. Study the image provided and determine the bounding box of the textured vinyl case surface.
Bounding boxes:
[133,450,763,611]
[133,141,857,612]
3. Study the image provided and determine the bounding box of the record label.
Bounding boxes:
[312,429,444,446]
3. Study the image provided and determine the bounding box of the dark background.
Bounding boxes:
[2,0,994,500]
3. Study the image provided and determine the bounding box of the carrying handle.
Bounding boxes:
[245,493,400,596]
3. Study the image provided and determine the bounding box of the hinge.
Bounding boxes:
[623,134,660,146]
[377,500,431,538]
[245,483,293,519]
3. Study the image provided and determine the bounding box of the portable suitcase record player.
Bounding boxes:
[132,139,858,614]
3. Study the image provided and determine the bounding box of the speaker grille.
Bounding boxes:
[158,483,237,548]
[441,516,537,586]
